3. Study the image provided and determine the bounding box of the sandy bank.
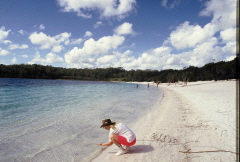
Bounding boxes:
[91,80,238,162]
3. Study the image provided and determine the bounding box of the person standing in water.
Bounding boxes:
[96,119,136,156]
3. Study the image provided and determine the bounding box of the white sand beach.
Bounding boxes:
[92,80,238,162]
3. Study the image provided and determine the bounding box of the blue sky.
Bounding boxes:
[0,0,237,70]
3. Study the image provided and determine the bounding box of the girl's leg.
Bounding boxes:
[110,134,121,146]
[110,134,126,155]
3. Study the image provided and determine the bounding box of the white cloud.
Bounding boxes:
[65,38,84,45]
[18,30,26,35]
[0,26,11,43]
[84,31,93,38]
[65,35,125,68]
[21,55,29,58]
[92,50,135,68]
[28,53,41,64]
[11,57,17,64]
[156,0,237,69]
[187,37,220,66]
[57,0,136,19]
[84,35,125,55]
[39,24,45,30]
[63,0,237,70]
[91,31,235,70]
[123,46,178,70]
[2,0,234,70]
[161,0,181,9]
[0,48,10,56]
[97,55,117,65]
[29,31,84,52]
[220,28,236,42]
[161,0,168,8]
[45,53,64,63]
[8,44,29,50]
[124,33,236,70]
[29,32,71,53]
[29,52,64,64]
[169,21,217,50]
[29,32,62,52]
[221,41,237,57]
[62,0,236,70]
[3,40,12,44]
[94,21,103,28]
[199,0,236,30]
[121,38,217,70]
[114,22,136,36]
[165,0,236,53]
[162,0,236,68]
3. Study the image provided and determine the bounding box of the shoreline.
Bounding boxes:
[92,80,238,161]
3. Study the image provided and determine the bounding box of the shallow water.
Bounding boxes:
[0,78,162,161]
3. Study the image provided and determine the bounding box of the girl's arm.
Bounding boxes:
[96,141,113,147]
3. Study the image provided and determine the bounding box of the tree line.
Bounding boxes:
[0,57,238,82]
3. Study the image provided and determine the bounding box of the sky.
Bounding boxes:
[0,0,237,70]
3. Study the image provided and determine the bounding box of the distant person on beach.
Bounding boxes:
[148,83,149,88]
[96,119,136,156]
[156,81,160,87]
[136,84,138,88]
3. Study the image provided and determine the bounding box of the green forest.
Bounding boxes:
[0,57,238,83]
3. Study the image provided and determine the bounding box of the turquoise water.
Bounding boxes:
[0,78,162,161]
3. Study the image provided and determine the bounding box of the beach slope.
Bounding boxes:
[92,81,238,162]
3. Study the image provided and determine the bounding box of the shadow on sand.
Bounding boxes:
[128,145,154,154]
[107,145,154,155]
